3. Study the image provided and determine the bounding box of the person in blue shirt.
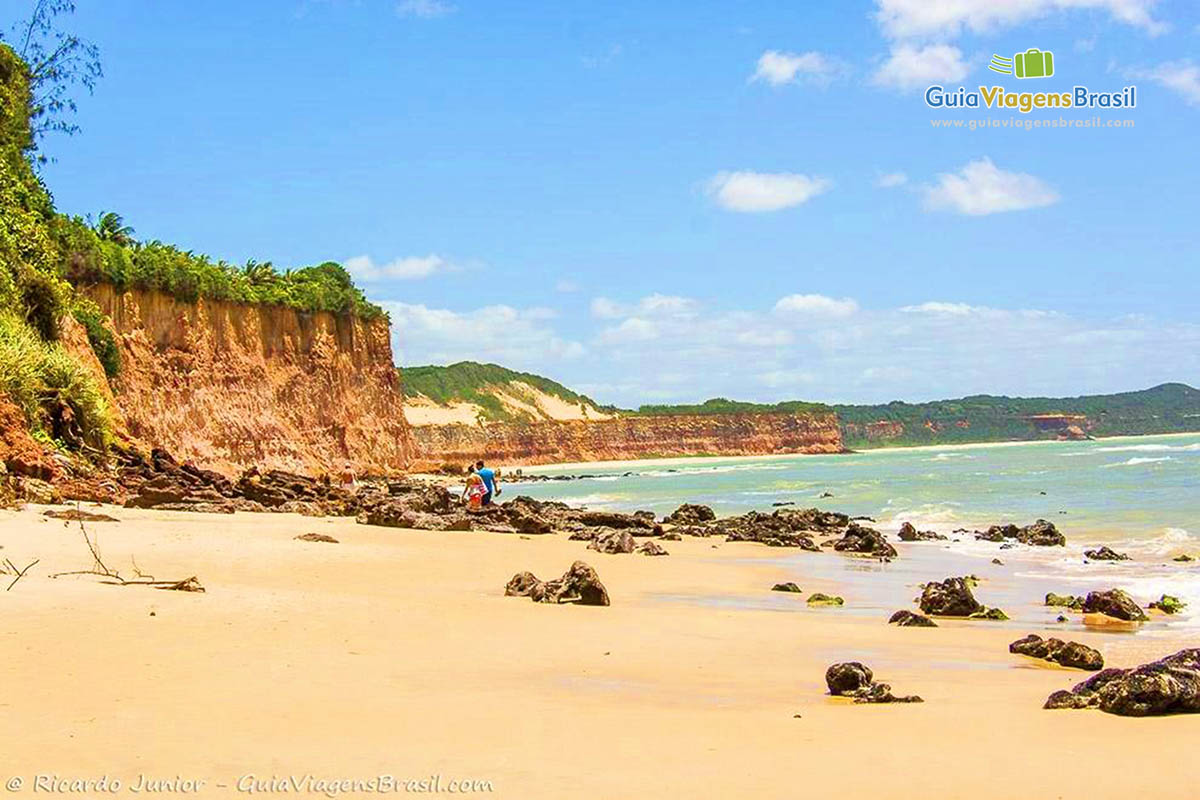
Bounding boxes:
[475,460,500,506]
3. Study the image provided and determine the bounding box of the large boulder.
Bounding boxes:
[898,522,946,542]
[1082,589,1148,622]
[1009,634,1104,671]
[530,561,610,606]
[1044,649,1200,716]
[974,519,1066,547]
[919,577,984,617]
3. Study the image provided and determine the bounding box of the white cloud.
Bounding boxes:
[706,171,832,212]
[591,294,699,320]
[396,0,455,18]
[877,171,908,188]
[388,302,585,368]
[901,301,980,315]
[921,158,1060,216]
[1127,60,1200,106]
[344,254,453,281]
[872,44,969,91]
[590,297,624,319]
[751,50,842,86]
[598,318,659,345]
[873,0,1166,40]
[774,294,860,317]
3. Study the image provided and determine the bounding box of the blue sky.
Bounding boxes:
[26,0,1200,405]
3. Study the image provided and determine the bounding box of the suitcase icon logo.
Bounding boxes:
[989,49,1055,79]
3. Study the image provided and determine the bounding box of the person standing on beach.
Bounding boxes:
[476,460,499,506]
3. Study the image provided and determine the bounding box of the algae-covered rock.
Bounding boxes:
[888,610,937,627]
[969,607,1009,621]
[807,593,845,606]
[1083,588,1148,622]
[1010,634,1104,671]
[771,582,803,593]
[1046,593,1085,610]
[919,577,983,617]
[1148,594,1187,615]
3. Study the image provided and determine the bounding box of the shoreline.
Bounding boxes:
[507,429,1200,474]
[1,504,1195,799]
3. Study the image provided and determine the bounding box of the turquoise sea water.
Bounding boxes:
[508,433,1200,632]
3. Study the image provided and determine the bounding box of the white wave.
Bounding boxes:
[1100,456,1173,468]
[560,493,629,508]
[1094,443,1200,454]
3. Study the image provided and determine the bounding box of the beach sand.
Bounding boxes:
[0,505,1194,799]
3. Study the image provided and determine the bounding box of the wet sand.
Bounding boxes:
[0,505,1194,799]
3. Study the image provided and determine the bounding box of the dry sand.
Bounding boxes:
[0,505,1194,799]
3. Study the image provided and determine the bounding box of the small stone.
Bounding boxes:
[771,582,803,593]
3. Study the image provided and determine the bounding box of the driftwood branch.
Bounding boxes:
[5,558,40,591]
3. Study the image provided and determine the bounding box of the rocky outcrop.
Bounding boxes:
[408,411,843,470]
[824,662,923,704]
[636,541,669,556]
[919,577,984,617]
[974,519,1066,547]
[504,561,610,606]
[83,284,412,476]
[1009,634,1104,670]
[830,523,897,558]
[665,503,716,525]
[588,530,636,554]
[1082,589,1148,622]
[897,522,946,542]
[1084,546,1130,561]
[713,507,847,549]
[1044,649,1200,716]
[888,610,936,627]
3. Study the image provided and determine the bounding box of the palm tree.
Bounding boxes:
[95,211,135,246]
[242,260,278,286]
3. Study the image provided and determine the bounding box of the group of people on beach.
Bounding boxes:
[462,460,501,511]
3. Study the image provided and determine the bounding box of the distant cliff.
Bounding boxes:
[407,411,843,469]
[84,284,412,476]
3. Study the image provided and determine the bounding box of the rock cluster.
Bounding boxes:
[831,523,898,559]
[1084,546,1130,561]
[807,593,844,606]
[897,522,947,542]
[974,519,1066,547]
[888,610,937,627]
[1044,649,1200,716]
[664,503,716,525]
[504,561,610,606]
[824,662,923,704]
[1009,634,1104,670]
[1082,589,1147,622]
[919,577,983,617]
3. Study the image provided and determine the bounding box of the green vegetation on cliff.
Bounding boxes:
[835,383,1200,448]
[629,397,832,417]
[403,362,610,423]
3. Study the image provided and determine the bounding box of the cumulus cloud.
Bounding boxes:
[872,44,969,91]
[877,171,908,188]
[751,50,843,86]
[774,294,860,317]
[873,0,1166,40]
[706,171,832,212]
[396,0,455,18]
[387,302,585,369]
[921,158,1060,216]
[1127,60,1200,106]
[344,254,453,281]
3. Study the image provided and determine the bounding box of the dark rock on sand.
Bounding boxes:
[664,503,716,526]
[1173,554,1194,562]
[888,610,937,627]
[919,577,984,617]
[771,582,803,593]
[974,519,1066,547]
[294,533,339,543]
[1084,546,1130,562]
[1148,594,1187,615]
[991,558,1004,565]
[898,522,947,542]
[831,522,898,559]
[825,662,922,704]
[807,593,844,606]
[636,541,669,556]
[1082,589,1148,622]
[1010,634,1104,671]
[505,561,610,606]
[714,507,847,550]
[1044,649,1200,716]
[969,607,1010,621]
[44,508,119,522]
[588,530,636,555]
[660,531,682,541]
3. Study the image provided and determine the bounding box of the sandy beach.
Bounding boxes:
[0,504,1194,799]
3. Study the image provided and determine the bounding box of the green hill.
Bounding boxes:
[401,362,613,423]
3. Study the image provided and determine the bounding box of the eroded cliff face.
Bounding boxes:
[408,412,843,470]
[85,284,412,476]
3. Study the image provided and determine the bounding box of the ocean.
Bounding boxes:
[506,432,1200,633]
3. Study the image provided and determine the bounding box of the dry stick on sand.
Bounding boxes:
[49,504,203,591]
[5,557,40,591]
